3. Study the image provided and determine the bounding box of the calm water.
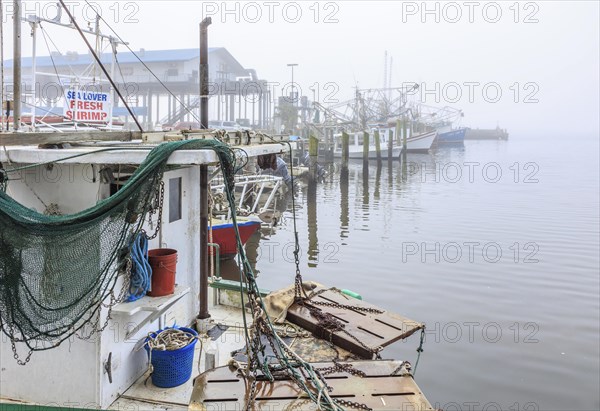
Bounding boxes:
[242,134,599,410]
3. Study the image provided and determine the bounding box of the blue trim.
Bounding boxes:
[212,220,261,230]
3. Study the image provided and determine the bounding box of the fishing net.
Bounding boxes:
[1,136,351,410]
[0,139,237,361]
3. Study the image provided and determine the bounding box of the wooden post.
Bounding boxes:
[374,129,382,162]
[341,131,349,167]
[309,134,319,181]
[403,117,408,151]
[306,176,318,268]
[363,131,369,163]
[388,128,393,160]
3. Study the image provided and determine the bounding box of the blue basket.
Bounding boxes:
[145,327,198,388]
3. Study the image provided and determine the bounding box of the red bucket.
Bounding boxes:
[148,249,177,297]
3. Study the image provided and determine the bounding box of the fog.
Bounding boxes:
[1,0,599,137]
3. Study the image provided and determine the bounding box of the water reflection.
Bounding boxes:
[340,165,349,241]
[306,180,318,267]
[374,163,382,201]
[362,163,369,210]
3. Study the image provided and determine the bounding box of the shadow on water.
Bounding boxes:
[340,165,349,242]
[306,180,319,268]
[374,162,382,201]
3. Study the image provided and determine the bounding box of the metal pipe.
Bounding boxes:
[198,17,212,320]
[1,0,5,131]
[199,164,209,320]
[199,17,211,128]
[30,18,37,130]
[13,0,21,131]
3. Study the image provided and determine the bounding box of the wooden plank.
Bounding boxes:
[189,360,434,410]
[287,288,423,359]
[0,131,138,146]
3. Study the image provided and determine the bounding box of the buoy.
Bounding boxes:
[341,289,362,300]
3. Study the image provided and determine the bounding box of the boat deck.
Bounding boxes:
[109,290,433,411]
[110,304,248,410]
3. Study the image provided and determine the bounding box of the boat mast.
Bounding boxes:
[24,10,127,130]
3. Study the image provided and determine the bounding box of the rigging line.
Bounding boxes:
[40,23,112,90]
[38,28,103,130]
[57,0,143,132]
[39,24,86,80]
[82,0,202,125]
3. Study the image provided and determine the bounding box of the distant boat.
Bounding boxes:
[436,128,466,145]
[405,130,438,152]
[333,131,403,160]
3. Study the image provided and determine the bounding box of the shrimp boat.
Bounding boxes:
[404,129,438,152]
[209,174,285,258]
[332,131,404,159]
[377,126,438,153]
[0,130,434,411]
[435,122,467,145]
[1,6,434,410]
[332,128,438,159]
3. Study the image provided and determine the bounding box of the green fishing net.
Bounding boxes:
[0,139,237,356]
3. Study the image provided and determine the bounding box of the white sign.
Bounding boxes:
[64,89,111,122]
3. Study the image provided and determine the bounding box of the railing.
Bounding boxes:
[211,174,284,214]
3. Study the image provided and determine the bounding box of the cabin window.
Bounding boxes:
[166,68,179,77]
[169,177,182,223]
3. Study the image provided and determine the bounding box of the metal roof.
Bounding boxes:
[4,47,245,72]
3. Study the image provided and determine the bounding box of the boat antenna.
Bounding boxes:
[57,0,143,132]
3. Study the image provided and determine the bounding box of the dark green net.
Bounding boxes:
[0,139,237,353]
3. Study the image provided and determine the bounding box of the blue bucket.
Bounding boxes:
[145,327,198,388]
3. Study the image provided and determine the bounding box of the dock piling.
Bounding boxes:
[309,134,319,181]
[402,117,408,152]
[341,131,350,167]
[363,131,370,164]
[374,129,382,163]
[388,129,393,161]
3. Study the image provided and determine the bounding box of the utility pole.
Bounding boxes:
[287,63,297,133]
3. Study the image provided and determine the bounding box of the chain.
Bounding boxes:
[145,181,165,240]
[11,340,32,366]
[300,297,384,358]
[391,360,412,376]
[336,398,373,411]
[308,288,384,314]
[309,300,384,315]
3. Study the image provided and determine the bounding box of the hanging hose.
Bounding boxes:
[127,232,151,302]
[413,327,426,376]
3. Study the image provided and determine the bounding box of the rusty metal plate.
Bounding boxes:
[189,360,434,411]
[286,289,424,359]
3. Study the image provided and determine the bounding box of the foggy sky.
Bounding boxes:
[1,0,598,137]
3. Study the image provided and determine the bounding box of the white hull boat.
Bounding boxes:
[405,130,438,152]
